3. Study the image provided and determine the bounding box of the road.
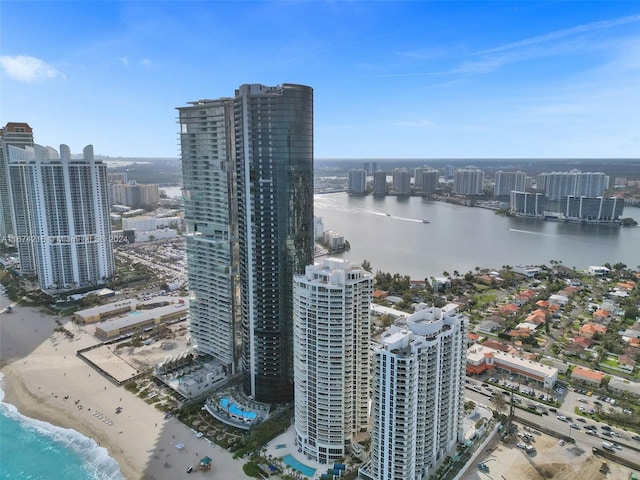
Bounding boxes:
[465,382,640,467]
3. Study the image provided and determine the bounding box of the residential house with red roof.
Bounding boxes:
[572,336,593,349]
[499,304,519,316]
[571,366,605,386]
[579,323,607,339]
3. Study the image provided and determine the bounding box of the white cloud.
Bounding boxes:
[475,14,640,56]
[0,55,64,82]
[119,57,129,67]
[140,58,152,68]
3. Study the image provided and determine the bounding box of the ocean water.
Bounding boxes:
[0,376,124,480]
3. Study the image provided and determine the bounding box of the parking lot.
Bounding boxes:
[460,422,635,480]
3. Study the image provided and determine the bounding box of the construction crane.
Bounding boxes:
[477,458,495,472]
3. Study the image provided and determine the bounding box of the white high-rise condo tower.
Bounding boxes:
[293,258,372,463]
[360,304,467,480]
[8,144,114,292]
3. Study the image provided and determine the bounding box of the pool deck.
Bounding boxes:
[264,425,335,479]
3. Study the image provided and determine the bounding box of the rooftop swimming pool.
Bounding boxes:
[219,398,257,420]
[282,454,316,477]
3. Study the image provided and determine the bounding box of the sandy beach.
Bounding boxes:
[0,292,247,479]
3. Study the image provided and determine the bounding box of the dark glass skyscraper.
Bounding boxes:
[178,84,314,404]
[236,84,314,403]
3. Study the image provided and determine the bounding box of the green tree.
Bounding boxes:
[491,393,507,416]
[624,306,639,320]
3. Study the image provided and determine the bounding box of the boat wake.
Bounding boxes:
[507,228,551,236]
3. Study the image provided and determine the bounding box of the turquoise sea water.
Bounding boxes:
[0,377,124,480]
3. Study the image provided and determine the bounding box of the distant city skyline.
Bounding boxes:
[2,2,639,159]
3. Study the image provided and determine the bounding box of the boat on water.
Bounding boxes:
[422,219,430,224]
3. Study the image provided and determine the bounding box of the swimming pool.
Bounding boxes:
[282,454,316,477]
[219,398,257,420]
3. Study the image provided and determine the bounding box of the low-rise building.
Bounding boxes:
[499,304,519,316]
[548,294,569,306]
[74,299,138,323]
[513,265,542,278]
[571,366,605,386]
[466,344,558,389]
[580,323,607,339]
[95,300,188,339]
[588,266,610,276]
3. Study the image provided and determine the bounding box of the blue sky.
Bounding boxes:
[1,1,639,159]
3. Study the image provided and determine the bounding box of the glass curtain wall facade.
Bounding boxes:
[178,99,240,373]
[0,123,34,243]
[236,83,314,403]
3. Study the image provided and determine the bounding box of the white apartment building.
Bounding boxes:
[109,182,159,208]
[453,166,484,195]
[360,304,467,480]
[348,169,367,194]
[414,168,438,194]
[8,144,114,291]
[294,258,372,464]
[537,171,609,201]
[373,171,387,196]
[122,215,158,231]
[494,171,526,197]
[392,168,411,195]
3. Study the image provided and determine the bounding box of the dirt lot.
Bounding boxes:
[460,423,635,480]
[81,322,190,383]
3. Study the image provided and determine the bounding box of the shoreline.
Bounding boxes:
[1,370,132,478]
[0,295,247,479]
